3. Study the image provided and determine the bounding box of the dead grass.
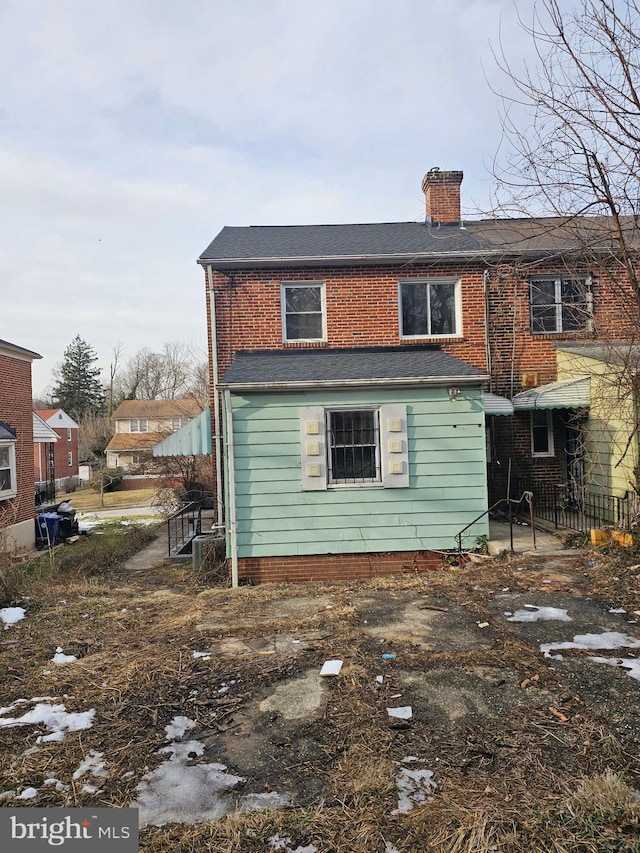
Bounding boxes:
[2,544,640,851]
[55,486,158,511]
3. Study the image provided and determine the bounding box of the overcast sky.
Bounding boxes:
[1,0,562,395]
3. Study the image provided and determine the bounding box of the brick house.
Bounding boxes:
[0,339,41,552]
[34,409,80,487]
[106,399,204,472]
[199,168,640,582]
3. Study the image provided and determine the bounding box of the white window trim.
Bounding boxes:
[68,451,73,467]
[531,410,555,458]
[67,428,72,442]
[300,404,409,491]
[398,276,463,340]
[326,408,382,487]
[130,418,149,433]
[0,439,17,500]
[281,281,327,343]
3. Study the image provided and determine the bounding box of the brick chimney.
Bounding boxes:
[422,168,463,224]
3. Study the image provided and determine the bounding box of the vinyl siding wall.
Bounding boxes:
[225,386,488,558]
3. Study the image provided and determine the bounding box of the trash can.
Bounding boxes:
[56,502,78,538]
[36,513,61,546]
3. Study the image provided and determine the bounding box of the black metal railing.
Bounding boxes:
[167,501,202,556]
[35,481,56,507]
[515,481,630,532]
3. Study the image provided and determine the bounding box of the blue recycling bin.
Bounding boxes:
[37,513,61,545]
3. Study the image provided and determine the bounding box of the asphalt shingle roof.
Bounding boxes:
[199,216,638,268]
[220,346,486,389]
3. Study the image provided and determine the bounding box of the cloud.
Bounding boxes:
[0,0,539,392]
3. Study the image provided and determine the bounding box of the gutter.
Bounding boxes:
[218,374,489,393]
[196,246,598,269]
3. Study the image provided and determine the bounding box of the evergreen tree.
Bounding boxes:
[50,336,106,420]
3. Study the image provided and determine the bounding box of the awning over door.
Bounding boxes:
[512,377,590,410]
[33,413,58,443]
[483,393,514,415]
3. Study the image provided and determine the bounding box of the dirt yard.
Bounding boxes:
[1,534,640,852]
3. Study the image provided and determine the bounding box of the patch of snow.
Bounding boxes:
[507,606,571,622]
[72,750,108,780]
[609,608,626,614]
[541,631,640,658]
[159,741,205,762]
[17,787,38,799]
[134,737,293,827]
[0,699,95,742]
[392,757,437,814]
[164,716,195,741]
[268,835,317,853]
[51,647,78,665]
[43,778,70,792]
[590,656,640,682]
[1,606,26,628]
[192,651,210,659]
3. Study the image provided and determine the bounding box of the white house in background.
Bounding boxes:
[106,399,204,471]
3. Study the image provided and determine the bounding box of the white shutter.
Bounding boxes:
[380,403,409,488]
[300,406,327,491]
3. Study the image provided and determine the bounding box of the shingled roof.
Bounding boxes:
[219,346,487,390]
[199,216,635,269]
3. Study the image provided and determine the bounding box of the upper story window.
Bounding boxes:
[399,277,461,338]
[0,440,17,500]
[130,418,148,433]
[281,281,326,342]
[171,417,183,431]
[530,275,592,334]
[67,452,73,467]
[67,428,72,442]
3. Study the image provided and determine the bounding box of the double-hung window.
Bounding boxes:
[130,418,148,433]
[0,439,17,500]
[399,277,461,338]
[530,275,592,333]
[531,410,554,457]
[282,281,325,342]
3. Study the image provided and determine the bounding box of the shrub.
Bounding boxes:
[89,469,123,493]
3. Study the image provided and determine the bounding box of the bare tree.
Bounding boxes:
[112,342,202,402]
[492,0,640,503]
[493,0,640,290]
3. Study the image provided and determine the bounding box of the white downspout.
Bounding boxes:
[223,388,239,588]
[207,264,224,530]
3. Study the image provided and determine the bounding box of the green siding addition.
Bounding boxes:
[224,386,488,558]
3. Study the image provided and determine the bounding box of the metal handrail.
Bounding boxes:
[455,492,534,562]
[167,501,203,555]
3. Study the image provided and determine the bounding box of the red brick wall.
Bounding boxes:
[487,262,638,397]
[238,549,444,584]
[209,262,489,379]
[49,426,79,480]
[0,353,35,525]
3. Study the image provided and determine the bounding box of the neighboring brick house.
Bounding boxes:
[198,168,640,582]
[34,409,80,486]
[0,339,41,552]
[106,399,204,471]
